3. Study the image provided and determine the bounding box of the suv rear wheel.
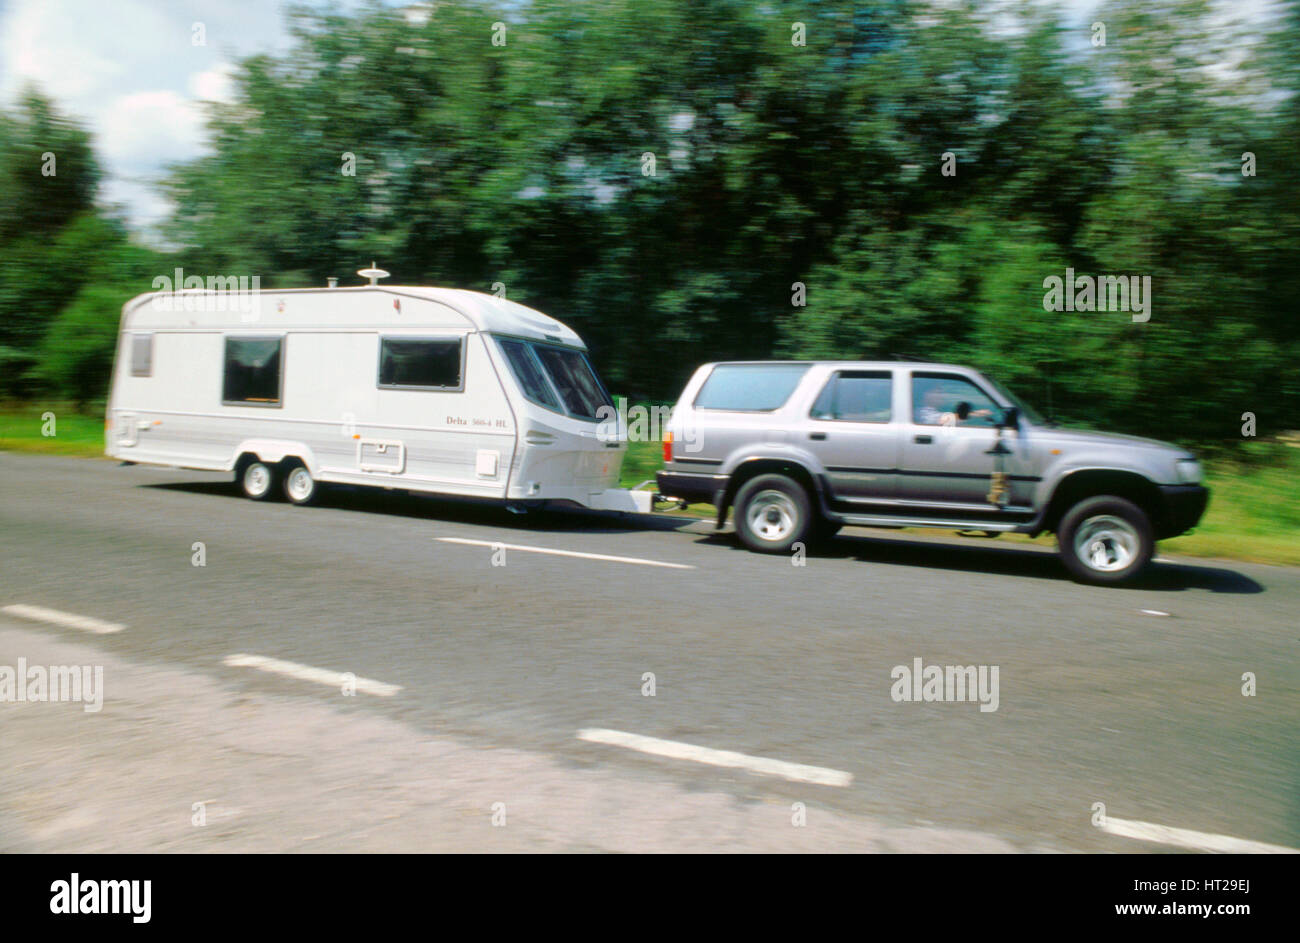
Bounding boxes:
[734,474,813,554]
[1057,495,1153,585]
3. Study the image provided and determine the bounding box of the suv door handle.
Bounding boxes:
[914,434,933,444]
[809,432,826,441]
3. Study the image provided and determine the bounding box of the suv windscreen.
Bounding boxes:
[984,376,1045,425]
[495,336,611,420]
[694,363,810,411]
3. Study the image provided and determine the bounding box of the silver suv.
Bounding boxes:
[656,361,1209,584]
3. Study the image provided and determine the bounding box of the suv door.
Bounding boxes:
[899,371,1024,510]
[805,369,898,504]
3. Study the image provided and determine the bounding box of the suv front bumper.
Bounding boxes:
[1156,484,1209,538]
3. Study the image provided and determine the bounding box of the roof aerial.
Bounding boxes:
[357,262,390,286]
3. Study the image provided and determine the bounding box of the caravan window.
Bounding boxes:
[378,337,463,390]
[130,334,153,377]
[222,337,283,406]
[494,336,612,421]
[531,345,611,420]
[497,339,560,409]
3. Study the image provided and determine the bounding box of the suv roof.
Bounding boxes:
[702,360,972,371]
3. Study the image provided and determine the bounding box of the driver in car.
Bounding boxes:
[915,386,994,426]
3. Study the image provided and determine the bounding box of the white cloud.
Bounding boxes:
[0,0,293,236]
[100,177,175,232]
[188,64,236,104]
[2,2,119,101]
[99,90,207,173]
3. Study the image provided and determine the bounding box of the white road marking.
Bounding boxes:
[2,603,125,635]
[1101,816,1299,854]
[1140,609,1171,617]
[436,537,694,570]
[576,727,853,787]
[223,654,402,696]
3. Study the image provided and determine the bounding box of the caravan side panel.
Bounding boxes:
[107,315,518,500]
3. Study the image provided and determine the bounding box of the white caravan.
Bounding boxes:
[105,277,650,512]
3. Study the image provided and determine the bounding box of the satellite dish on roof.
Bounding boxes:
[358,262,390,286]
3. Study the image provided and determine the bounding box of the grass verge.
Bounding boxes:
[0,403,106,458]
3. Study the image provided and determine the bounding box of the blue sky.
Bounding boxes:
[0,0,302,235]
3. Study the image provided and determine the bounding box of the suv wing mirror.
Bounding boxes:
[999,405,1020,429]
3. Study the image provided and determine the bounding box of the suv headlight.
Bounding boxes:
[1175,459,1202,485]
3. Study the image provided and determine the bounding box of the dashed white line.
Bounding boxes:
[1101,816,1299,854]
[1140,609,1171,617]
[576,727,853,787]
[2,603,125,635]
[436,537,694,569]
[223,654,402,696]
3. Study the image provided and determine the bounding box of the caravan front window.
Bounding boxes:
[494,336,612,421]
[497,339,560,409]
[531,345,611,420]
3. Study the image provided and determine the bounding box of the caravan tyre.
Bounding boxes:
[284,464,318,506]
[241,461,275,501]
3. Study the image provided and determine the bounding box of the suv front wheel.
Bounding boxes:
[734,474,814,554]
[1057,495,1154,585]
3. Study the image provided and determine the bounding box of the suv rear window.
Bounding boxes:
[694,364,810,412]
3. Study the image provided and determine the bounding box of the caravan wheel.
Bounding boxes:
[240,461,275,501]
[283,464,318,506]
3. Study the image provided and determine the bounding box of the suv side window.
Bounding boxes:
[693,363,810,412]
[911,373,1000,426]
[810,371,892,422]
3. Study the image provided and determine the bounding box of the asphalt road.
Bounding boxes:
[1,451,1296,852]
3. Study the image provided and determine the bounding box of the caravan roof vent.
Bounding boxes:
[357,262,390,286]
